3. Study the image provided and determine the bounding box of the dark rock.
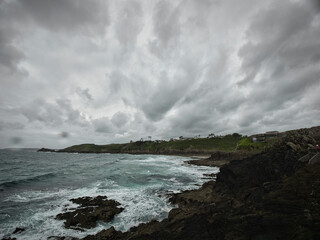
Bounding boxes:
[78,126,320,240]
[309,153,320,165]
[12,228,24,234]
[37,148,56,152]
[203,173,217,178]
[286,142,301,152]
[186,151,255,167]
[56,196,124,230]
[55,126,320,240]
[1,228,25,240]
[82,227,124,240]
[308,143,316,149]
[299,152,315,162]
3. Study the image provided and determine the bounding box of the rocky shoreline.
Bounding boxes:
[186,150,255,167]
[43,126,319,240]
[9,126,320,240]
[38,147,231,156]
[56,196,124,231]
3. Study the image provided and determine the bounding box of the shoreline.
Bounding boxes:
[1,152,215,240]
[74,126,320,239]
[26,126,320,239]
[38,148,229,156]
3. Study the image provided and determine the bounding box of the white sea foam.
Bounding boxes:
[0,153,218,240]
[5,189,72,203]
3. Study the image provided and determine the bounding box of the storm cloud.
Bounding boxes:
[0,0,319,148]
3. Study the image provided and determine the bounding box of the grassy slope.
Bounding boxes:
[61,134,249,153]
[236,137,275,153]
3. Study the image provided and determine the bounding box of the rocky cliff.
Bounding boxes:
[76,126,320,240]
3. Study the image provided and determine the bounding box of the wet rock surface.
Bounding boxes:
[12,228,25,234]
[56,196,124,230]
[1,228,25,240]
[186,150,254,167]
[63,126,320,240]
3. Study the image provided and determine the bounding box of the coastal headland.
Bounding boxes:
[37,126,320,240]
[38,132,267,156]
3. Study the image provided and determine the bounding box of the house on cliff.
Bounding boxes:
[179,136,194,140]
[208,133,215,138]
[251,131,279,143]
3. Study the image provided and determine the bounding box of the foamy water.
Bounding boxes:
[0,149,218,239]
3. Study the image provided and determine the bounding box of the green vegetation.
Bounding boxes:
[236,137,272,152]
[61,134,244,154]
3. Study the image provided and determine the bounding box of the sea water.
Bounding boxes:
[0,149,218,239]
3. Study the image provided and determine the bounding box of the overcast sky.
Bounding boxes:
[1,0,320,148]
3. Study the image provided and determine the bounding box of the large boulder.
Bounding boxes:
[286,142,301,152]
[56,196,124,230]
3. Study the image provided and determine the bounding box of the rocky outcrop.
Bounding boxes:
[186,150,254,167]
[37,148,57,152]
[299,152,316,162]
[73,126,320,240]
[56,196,124,230]
[53,126,320,240]
[1,228,25,240]
[309,153,320,165]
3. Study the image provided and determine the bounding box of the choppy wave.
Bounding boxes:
[0,173,56,190]
[0,150,218,240]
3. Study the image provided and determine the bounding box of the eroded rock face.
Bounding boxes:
[56,196,124,230]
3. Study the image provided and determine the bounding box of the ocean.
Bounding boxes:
[0,149,218,240]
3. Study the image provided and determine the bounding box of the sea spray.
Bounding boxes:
[0,149,218,239]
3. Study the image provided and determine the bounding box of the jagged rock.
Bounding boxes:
[299,153,316,162]
[12,228,24,234]
[1,228,25,240]
[58,126,320,240]
[286,142,301,152]
[309,153,320,165]
[308,144,315,149]
[56,196,124,230]
[82,126,320,240]
[186,151,253,167]
[82,227,124,240]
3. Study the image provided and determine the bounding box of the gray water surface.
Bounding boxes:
[0,149,218,239]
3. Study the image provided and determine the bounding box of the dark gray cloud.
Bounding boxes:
[141,67,197,121]
[93,117,114,133]
[76,87,93,101]
[111,112,129,128]
[1,0,319,148]
[15,0,109,33]
[238,0,320,85]
[115,0,143,47]
[0,29,24,74]
[151,1,181,48]
[18,98,87,127]
[235,0,320,132]
[0,0,108,75]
